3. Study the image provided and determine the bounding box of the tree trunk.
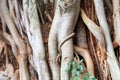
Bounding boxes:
[0,0,120,80]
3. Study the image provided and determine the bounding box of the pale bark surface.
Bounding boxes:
[0,0,120,80]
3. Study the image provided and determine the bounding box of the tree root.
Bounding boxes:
[0,0,30,80]
[74,46,95,78]
[93,0,120,79]
[23,0,50,80]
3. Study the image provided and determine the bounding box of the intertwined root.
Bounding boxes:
[0,0,120,80]
[48,0,80,80]
[93,0,120,79]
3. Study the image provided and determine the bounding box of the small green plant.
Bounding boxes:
[66,57,97,80]
[66,57,83,80]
